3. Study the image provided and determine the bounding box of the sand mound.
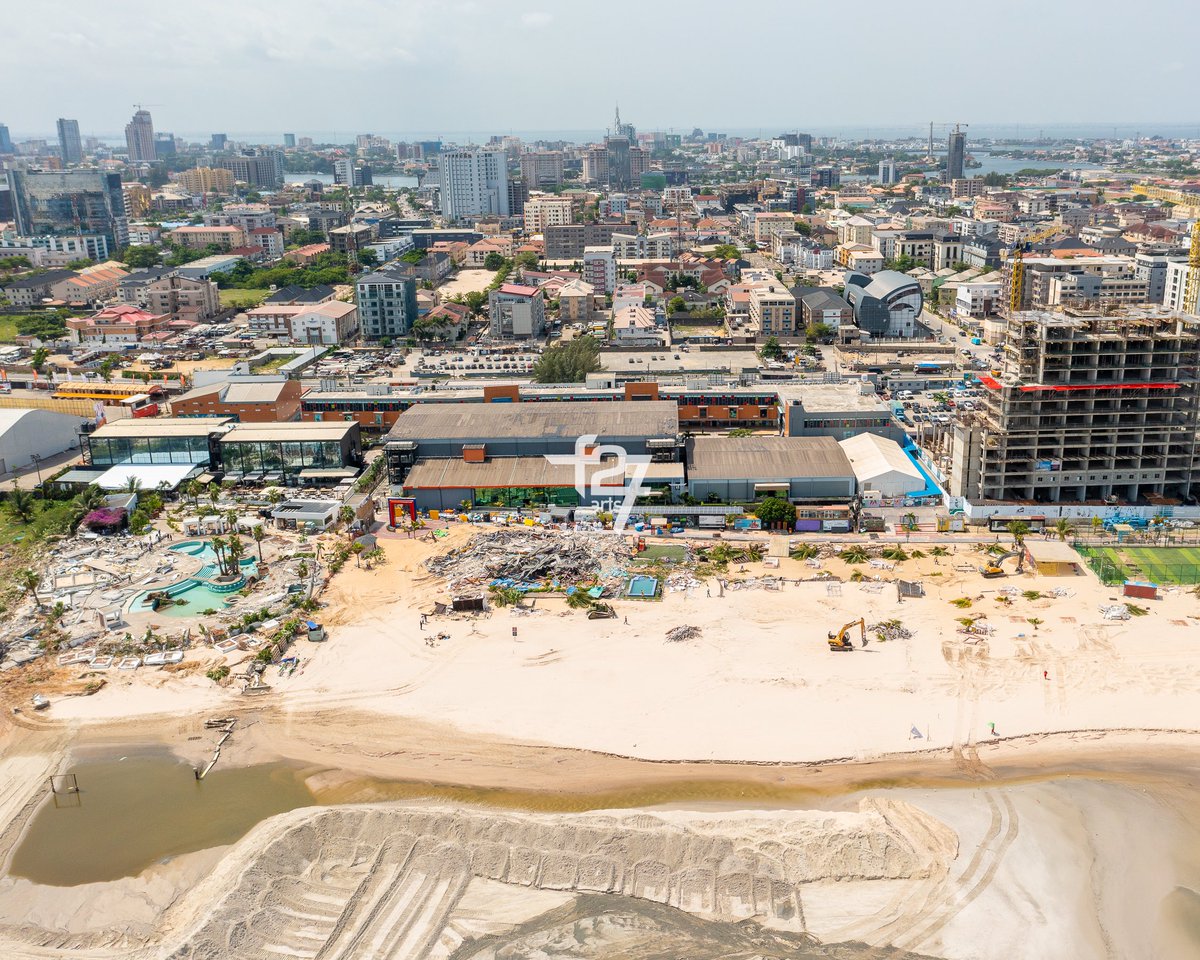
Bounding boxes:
[164,800,956,960]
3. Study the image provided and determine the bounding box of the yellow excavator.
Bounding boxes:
[828,618,867,652]
[980,550,1024,578]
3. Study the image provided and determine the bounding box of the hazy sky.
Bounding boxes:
[4,0,1197,139]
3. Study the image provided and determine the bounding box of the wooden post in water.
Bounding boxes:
[195,718,237,781]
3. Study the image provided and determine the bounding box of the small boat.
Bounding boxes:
[31,694,50,710]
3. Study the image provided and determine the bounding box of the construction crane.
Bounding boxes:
[979,551,1025,578]
[1006,222,1063,314]
[926,122,969,162]
[1184,220,1200,315]
[828,618,867,652]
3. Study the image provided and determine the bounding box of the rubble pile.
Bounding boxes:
[426,530,630,587]
[870,621,915,641]
[665,625,702,643]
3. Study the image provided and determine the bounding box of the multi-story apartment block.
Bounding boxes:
[167,225,246,250]
[1003,255,1143,312]
[356,267,419,339]
[125,109,155,163]
[523,195,573,233]
[144,275,220,322]
[951,178,984,199]
[488,283,546,338]
[1164,260,1200,315]
[518,151,565,187]
[950,308,1200,504]
[612,232,675,260]
[583,246,616,294]
[544,222,623,260]
[438,148,510,220]
[219,149,284,188]
[748,283,796,336]
[175,167,236,195]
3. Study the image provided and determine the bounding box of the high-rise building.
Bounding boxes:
[356,267,420,339]
[0,123,12,154]
[175,167,236,195]
[219,149,284,188]
[56,119,82,164]
[604,136,632,190]
[154,134,177,158]
[125,109,156,163]
[438,148,510,221]
[946,125,966,183]
[283,133,296,148]
[878,158,897,185]
[6,169,128,251]
[519,150,565,187]
[210,133,227,151]
[333,158,373,187]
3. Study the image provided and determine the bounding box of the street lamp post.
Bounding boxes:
[30,454,43,486]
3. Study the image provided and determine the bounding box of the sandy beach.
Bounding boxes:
[3,525,1200,958]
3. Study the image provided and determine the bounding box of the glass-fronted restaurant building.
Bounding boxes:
[218,422,362,480]
[85,417,234,468]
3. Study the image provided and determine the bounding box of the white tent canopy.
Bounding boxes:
[838,433,924,498]
[93,463,199,492]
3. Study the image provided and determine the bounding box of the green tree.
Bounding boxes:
[1053,518,1072,541]
[30,348,49,373]
[754,496,795,528]
[531,335,602,383]
[252,524,265,561]
[711,244,740,260]
[7,483,36,523]
[760,336,783,360]
[119,245,162,268]
[1007,520,1030,546]
[464,290,487,314]
[793,220,812,236]
[483,252,507,271]
[668,296,687,315]
[356,248,379,268]
[17,568,42,609]
[885,254,920,273]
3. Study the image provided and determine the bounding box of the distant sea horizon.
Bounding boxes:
[13,121,1200,147]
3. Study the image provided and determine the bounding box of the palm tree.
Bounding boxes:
[207,483,221,508]
[125,475,143,494]
[17,568,42,609]
[182,479,201,508]
[1053,518,1072,542]
[565,590,595,610]
[1090,515,1103,538]
[210,535,228,575]
[488,584,523,608]
[226,508,239,532]
[252,525,265,562]
[350,541,365,566]
[1007,520,1030,547]
[789,542,819,561]
[7,483,35,524]
[881,546,910,561]
[226,535,244,575]
[929,546,949,557]
[839,546,869,564]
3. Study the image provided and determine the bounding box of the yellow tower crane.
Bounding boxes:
[1184,221,1200,315]
[1006,222,1063,314]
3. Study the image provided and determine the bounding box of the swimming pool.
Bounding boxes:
[627,575,659,598]
[132,540,258,617]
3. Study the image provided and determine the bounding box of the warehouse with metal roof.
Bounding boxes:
[685,436,856,502]
[838,432,926,497]
[385,400,681,463]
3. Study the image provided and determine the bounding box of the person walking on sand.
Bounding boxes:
[1043,670,1049,680]
[989,722,997,736]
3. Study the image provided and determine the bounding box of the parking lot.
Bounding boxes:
[600,349,762,374]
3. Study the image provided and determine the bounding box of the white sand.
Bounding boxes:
[49,529,1200,766]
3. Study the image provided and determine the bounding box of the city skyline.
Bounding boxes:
[4,0,1197,136]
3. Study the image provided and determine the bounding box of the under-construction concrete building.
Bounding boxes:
[949,307,1200,504]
